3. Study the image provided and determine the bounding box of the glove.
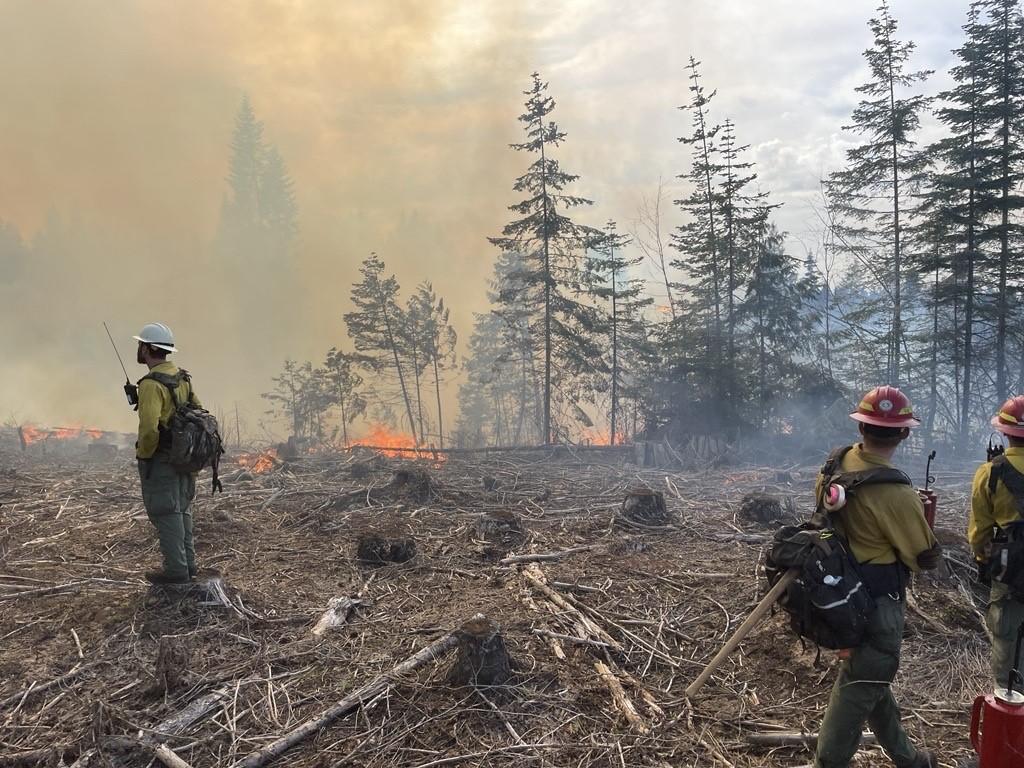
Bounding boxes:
[124,383,139,409]
[916,543,943,570]
[977,559,992,586]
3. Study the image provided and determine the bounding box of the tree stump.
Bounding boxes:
[155,636,189,693]
[448,614,513,686]
[391,467,434,502]
[474,509,524,545]
[356,534,417,565]
[619,488,671,526]
[738,492,790,526]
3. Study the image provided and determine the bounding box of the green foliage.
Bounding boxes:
[489,72,606,442]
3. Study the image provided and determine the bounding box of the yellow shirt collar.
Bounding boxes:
[854,442,894,467]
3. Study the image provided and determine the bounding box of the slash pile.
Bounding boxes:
[0,447,990,766]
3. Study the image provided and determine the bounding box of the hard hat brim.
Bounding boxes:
[991,415,1024,438]
[132,335,177,353]
[850,412,920,428]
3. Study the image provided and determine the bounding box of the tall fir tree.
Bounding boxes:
[672,58,725,389]
[824,1,932,386]
[923,3,997,443]
[489,73,605,443]
[974,0,1024,400]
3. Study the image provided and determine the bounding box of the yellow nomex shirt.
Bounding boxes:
[969,446,1024,561]
[136,361,201,459]
[815,444,936,570]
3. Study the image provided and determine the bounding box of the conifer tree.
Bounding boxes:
[343,254,419,444]
[973,0,1024,399]
[672,58,724,380]
[824,1,932,386]
[489,73,604,443]
[408,283,458,448]
[323,348,367,447]
[923,3,995,442]
[717,119,772,391]
[586,221,654,443]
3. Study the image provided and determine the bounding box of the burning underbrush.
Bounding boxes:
[0,447,990,767]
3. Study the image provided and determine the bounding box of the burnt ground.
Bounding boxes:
[0,447,989,767]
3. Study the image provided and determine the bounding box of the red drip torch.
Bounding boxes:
[918,449,937,530]
[972,621,1024,766]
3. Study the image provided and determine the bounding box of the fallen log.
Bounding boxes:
[684,569,797,698]
[149,676,260,739]
[521,564,622,652]
[593,661,648,734]
[745,731,876,748]
[235,628,461,767]
[499,546,592,565]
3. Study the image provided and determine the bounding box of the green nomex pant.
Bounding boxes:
[815,596,923,768]
[987,582,1024,688]
[138,457,196,578]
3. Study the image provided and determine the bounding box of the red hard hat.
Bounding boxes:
[849,385,921,428]
[992,395,1024,438]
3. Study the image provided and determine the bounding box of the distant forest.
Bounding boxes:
[5,1,1017,456]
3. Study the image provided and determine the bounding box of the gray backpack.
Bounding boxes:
[142,370,224,493]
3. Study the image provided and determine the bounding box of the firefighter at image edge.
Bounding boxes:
[814,386,940,768]
[969,394,1024,689]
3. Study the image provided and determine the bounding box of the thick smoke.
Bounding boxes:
[0,0,538,433]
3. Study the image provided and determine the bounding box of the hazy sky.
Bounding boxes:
[0,0,968,435]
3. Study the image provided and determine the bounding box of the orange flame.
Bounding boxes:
[238,448,279,474]
[350,424,418,457]
[579,428,627,446]
[349,424,445,461]
[19,424,104,445]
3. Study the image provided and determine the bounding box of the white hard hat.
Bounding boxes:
[133,322,177,353]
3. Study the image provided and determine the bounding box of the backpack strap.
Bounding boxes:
[820,445,855,479]
[832,466,914,492]
[141,370,190,409]
[989,455,1024,515]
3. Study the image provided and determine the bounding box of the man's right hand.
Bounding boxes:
[124,383,139,408]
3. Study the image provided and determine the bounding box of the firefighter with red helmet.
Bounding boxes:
[814,386,940,768]
[969,395,1024,687]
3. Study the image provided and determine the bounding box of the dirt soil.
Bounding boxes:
[0,447,990,767]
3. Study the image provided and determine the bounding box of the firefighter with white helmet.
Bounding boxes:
[133,322,178,353]
[970,395,1024,687]
[131,322,201,584]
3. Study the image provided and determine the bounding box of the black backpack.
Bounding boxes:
[142,370,224,494]
[766,445,913,650]
[988,455,1024,598]
[767,525,874,650]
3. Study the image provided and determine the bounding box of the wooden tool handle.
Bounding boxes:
[684,568,798,698]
